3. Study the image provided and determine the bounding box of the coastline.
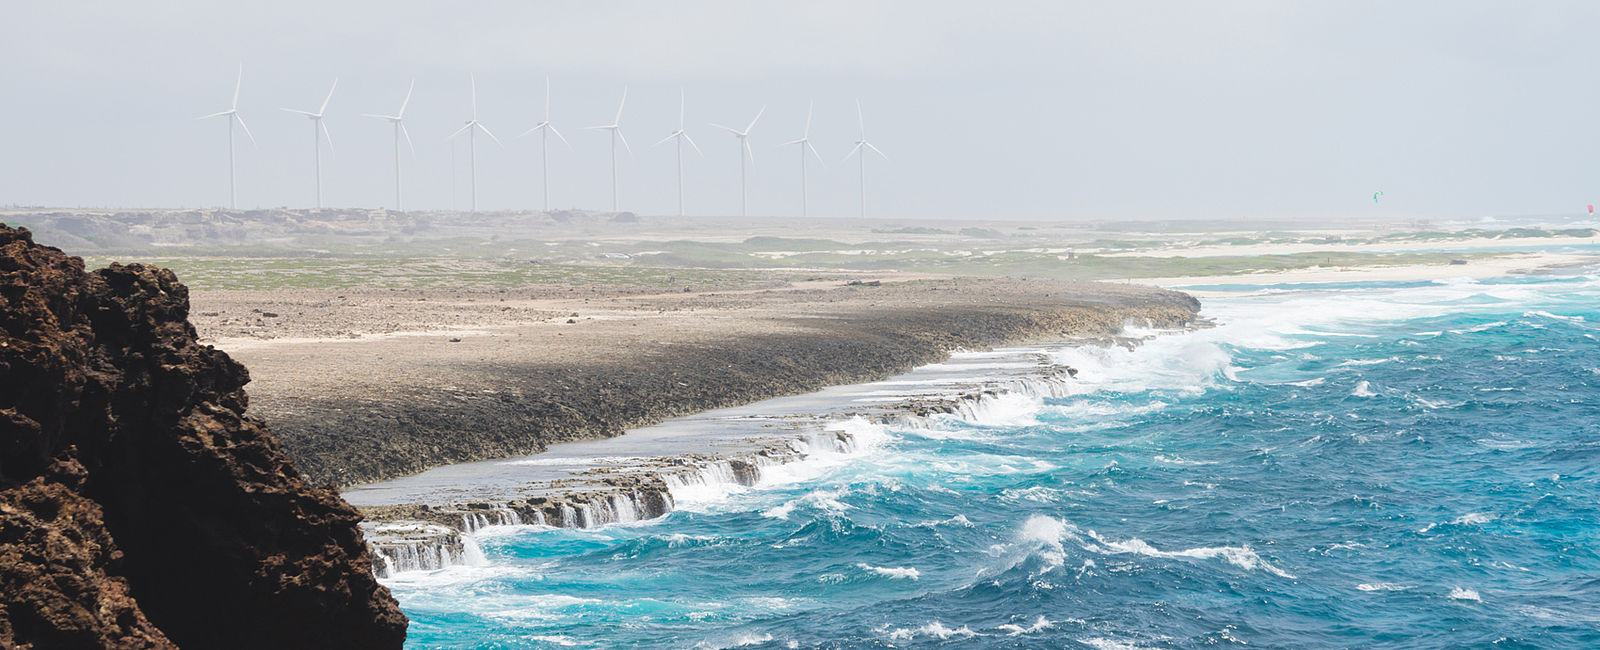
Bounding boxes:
[198,277,1199,489]
[1132,251,1597,294]
[349,332,1186,577]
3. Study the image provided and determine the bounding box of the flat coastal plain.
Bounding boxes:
[193,276,1199,487]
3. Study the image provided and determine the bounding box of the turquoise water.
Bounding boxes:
[386,269,1600,648]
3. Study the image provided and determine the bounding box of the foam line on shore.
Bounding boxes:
[361,327,1191,577]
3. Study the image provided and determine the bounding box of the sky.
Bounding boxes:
[4,0,1600,222]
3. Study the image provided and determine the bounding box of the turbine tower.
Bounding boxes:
[780,100,825,217]
[362,80,417,211]
[447,75,503,212]
[584,88,631,211]
[652,88,702,217]
[843,100,888,218]
[281,79,338,209]
[516,76,570,212]
[196,65,255,209]
[711,106,765,217]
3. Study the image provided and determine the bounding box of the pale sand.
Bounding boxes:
[1099,234,1600,258]
[1133,252,1598,295]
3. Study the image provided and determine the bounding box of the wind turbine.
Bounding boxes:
[653,88,702,217]
[196,65,255,209]
[516,76,570,212]
[447,75,503,212]
[585,88,631,211]
[780,100,826,217]
[281,79,338,209]
[363,80,416,211]
[711,105,765,217]
[843,100,888,218]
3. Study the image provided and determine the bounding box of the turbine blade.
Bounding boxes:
[745,105,765,133]
[804,99,814,138]
[843,142,863,162]
[856,99,865,138]
[744,138,755,166]
[544,75,551,120]
[678,88,685,129]
[361,113,397,120]
[548,124,570,148]
[808,141,826,167]
[517,124,544,139]
[683,132,703,156]
[615,86,627,125]
[478,122,504,147]
[321,119,335,157]
[399,79,414,117]
[197,110,232,120]
[401,123,417,158]
[781,138,805,146]
[319,78,338,115]
[471,74,478,120]
[616,129,631,154]
[866,142,889,160]
[583,125,613,131]
[282,108,317,116]
[709,123,741,135]
[232,65,242,110]
[653,132,676,148]
[235,114,256,146]
[447,122,474,140]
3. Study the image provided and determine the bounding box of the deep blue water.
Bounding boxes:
[386,269,1600,649]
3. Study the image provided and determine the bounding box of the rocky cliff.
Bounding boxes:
[0,224,406,648]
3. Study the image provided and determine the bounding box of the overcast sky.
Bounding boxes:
[4,1,1600,222]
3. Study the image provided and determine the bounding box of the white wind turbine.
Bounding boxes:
[281,79,338,209]
[516,76,570,212]
[196,65,255,210]
[780,100,826,217]
[843,100,888,218]
[362,80,417,211]
[447,75,503,212]
[711,106,765,217]
[653,89,702,217]
[585,88,631,211]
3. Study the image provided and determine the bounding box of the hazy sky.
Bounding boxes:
[5,1,1600,221]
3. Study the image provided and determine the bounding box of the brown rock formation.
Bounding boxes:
[0,224,406,648]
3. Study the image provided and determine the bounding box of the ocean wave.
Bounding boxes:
[882,621,976,641]
[855,563,920,580]
[1084,531,1296,578]
[996,615,1056,635]
[1448,587,1482,602]
[1357,582,1412,592]
[1351,380,1378,397]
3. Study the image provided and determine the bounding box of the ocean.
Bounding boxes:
[381,267,1600,648]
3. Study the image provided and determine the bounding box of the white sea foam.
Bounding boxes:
[856,563,921,580]
[1357,582,1412,592]
[1448,587,1482,602]
[1351,380,1378,397]
[1153,454,1212,466]
[883,621,976,641]
[996,615,1055,635]
[1085,531,1296,578]
[1081,637,1149,650]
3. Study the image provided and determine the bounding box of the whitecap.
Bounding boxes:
[1351,381,1377,397]
[1085,531,1296,578]
[856,563,920,580]
[1448,587,1482,602]
[996,615,1055,636]
[1357,582,1412,592]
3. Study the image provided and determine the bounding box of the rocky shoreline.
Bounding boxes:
[205,279,1200,489]
[349,329,1199,577]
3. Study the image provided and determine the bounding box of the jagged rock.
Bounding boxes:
[0,224,406,648]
